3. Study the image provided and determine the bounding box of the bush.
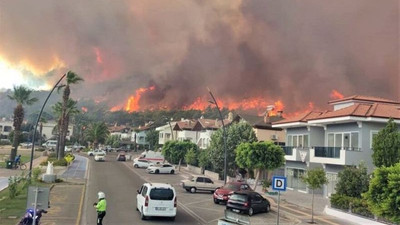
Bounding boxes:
[32,167,42,181]
[330,194,351,210]
[8,176,18,199]
[185,148,198,166]
[40,158,68,166]
[35,148,46,152]
[198,148,211,169]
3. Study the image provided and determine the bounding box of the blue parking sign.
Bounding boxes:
[272,176,287,191]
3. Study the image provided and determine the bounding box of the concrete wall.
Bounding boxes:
[204,170,220,181]
[255,129,285,142]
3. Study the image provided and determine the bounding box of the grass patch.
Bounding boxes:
[0,174,50,225]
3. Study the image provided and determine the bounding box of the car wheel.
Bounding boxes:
[213,198,219,204]
[140,207,147,220]
[190,187,196,193]
[170,170,175,174]
[248,207,254,216]
[155,169,159,174]
[265,204,270,213]
[134,164,139,168]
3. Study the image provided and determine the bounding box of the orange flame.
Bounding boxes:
[110,105,122,112]
[93,47,103,64]
[81,107,88,113]
[267,100,285,116]
[330,90,344,100]
[125,86,156,112]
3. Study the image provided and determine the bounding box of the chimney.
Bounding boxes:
[277,111,283,117]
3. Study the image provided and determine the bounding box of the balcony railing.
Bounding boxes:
[281,146,293,155]
[313,147,341,158]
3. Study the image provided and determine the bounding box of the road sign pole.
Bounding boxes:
[32,186,38,225]
[277,190,280,225]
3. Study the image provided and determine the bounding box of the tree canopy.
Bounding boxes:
[162,140,198,164]
[364,163,400,224]
[85,122,110,148]
[209,122,257,177]
[335,163,370,198]
[146,129,160,150]
[372,118,400,167]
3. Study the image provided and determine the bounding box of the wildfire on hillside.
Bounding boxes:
[81,107,88,113]
[111,87,346,120]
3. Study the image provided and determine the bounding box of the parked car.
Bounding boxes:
[182,176,219,193]
[226,191,270,216]
[136,183,177,221]
[42,140,57,150]
[94,153,106,162]
[116,153,126,161]
[87,149,106,156]
[146,164,175,174]
[213,181,252,204]
[133,158,153,168]
[20,142,33,148]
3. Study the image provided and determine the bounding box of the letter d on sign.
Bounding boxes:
[272,176,287,192]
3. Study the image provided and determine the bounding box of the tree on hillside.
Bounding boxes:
[146,129,159,150]
[301,168,328,224]
[335,163,370,198]
[58,71,84,158]
[209,122,257,177]
[85,122,110,148]
[7,86,38,160]
[363,163,400,224]
[235,141,285,190]
[372,118,400,167]
[162,140,198,164]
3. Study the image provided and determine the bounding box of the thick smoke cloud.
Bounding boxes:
[0,0,398,112]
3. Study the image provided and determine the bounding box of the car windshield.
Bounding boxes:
[149,188,174,200]
[230,194,248,202]
[223,184,240,191]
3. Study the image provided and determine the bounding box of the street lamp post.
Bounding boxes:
[207,88,228,185]
[28,73,67,179]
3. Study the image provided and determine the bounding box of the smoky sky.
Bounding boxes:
[0,0,398,112]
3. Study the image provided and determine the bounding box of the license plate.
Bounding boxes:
[155,207,166,211]
[232,209,240,213]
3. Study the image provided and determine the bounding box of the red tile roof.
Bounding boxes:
[273,111,323,124]
[328,95,399,104]
[173,120,197,130]
[197,119,231,129]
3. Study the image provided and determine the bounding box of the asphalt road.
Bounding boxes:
[83,152,294,225]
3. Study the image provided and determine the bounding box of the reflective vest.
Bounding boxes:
[96,199,107,212]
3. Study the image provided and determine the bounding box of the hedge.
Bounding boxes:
[330,194,374,218]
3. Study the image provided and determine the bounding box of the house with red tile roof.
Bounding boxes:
[272,95,400,197]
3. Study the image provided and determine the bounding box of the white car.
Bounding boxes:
[94,153,105,161]
[136,183,176,220]
[133,158,153,168]
[146,164,175,174]
[88,149,106,156]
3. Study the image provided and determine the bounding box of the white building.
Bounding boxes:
[156,122,177,145]
[42,121,74,140]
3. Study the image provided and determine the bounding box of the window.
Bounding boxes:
[204,178,213,183]
[149,188,174,200]
[142,186,148,197]
[303,135,309,147]
[287,135,293,146]
[327,132,359,149]
[288,134,309,147]
[351,133,358,149]
[196,177,204,182]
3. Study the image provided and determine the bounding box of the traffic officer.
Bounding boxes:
[93,191,107,225]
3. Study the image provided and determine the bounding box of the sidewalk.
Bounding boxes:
[40,154,88,225]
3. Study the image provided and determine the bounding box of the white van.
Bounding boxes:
[136,183,176,221]
[42,140,57,150]
[136,150,164,164]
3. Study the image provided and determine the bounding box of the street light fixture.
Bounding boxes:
[207,88,228,185]
[28,73,67,179]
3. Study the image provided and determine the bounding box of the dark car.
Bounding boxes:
[213,181,252,204]
[226,191,270,216]
[116,153,126,161]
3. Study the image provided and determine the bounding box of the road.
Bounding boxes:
[83,152,294,225]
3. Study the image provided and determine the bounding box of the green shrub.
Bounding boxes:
[48,153,57,158]
[40,158,68,166]
[330,194,351,210]
[185,148,198,166]
[8,176,18,199]
[351,198,374,218]
[32,167,42,181]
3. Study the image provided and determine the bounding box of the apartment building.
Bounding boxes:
[273,95,400,197]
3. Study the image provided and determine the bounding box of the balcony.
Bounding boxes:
[310,146,362,165]
[282,146,309,162]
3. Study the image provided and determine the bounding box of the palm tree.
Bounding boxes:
[58,71,83,158]
[53,99,80,159]
[39,117,47,146]
[85,122,110,149]
[7,86,38,160]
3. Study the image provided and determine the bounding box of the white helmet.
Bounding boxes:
[98,191,105,199]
